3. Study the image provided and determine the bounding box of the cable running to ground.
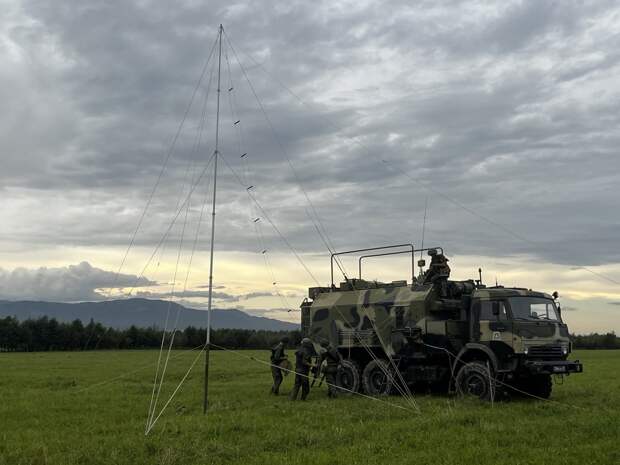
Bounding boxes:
[219,152,321,287]
[124,151,216,298]
[210,343,417,414]
[77,344,204,394]
[145,346,206,435]
[223,30,350,282]
[148,69,218,429]
[223,51,293,311]
[108,33,220,300]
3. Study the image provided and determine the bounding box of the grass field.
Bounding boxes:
[1,349,618,465]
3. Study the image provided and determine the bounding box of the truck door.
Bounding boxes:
[472,299,513,349]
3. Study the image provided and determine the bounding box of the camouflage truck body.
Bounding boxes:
[301,250,583,399]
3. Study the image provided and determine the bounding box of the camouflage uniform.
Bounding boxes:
[320,342,343,398]
[290,339,313,401]
[270,338,288,395]
[423,252,450,284]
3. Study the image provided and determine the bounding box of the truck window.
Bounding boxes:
[479,301,507,320]
[508,297,560,321]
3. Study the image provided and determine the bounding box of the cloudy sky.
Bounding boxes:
[1,0,619,332]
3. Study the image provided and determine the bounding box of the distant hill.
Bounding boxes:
[0,298,299,331]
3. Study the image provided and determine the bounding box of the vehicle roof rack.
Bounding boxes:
[329,243,444,288]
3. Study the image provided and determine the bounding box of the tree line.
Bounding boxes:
[0,316,302,352]
[570,332,620,350]
[0,315,619,351]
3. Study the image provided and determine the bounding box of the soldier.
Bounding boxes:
[423,250,451,284]
[320,340,343,398]
[270,336,289,395]
[424,250,451,296]
[289,338,313,401]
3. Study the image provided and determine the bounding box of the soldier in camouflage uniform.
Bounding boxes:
[423,249,450,284]
[289,338,313,401]
[270,336,289,395]
[319,340,343,398]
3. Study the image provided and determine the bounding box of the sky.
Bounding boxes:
[1,0,619,332]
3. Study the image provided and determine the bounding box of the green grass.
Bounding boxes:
[1,349,618,465]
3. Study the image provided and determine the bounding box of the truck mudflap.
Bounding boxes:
[524,359,583,375]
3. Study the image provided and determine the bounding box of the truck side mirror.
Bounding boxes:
[491,301,500,316]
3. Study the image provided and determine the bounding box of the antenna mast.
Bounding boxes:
[204,23,223,414]
[418,196,428,278]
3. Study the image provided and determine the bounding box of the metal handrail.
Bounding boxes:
[357,246,444,284]
[358,248,415,283]
[330,243,414,287]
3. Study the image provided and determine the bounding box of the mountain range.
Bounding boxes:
[0,298,299,331]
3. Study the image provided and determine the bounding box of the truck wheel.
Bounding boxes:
[362,359,393,396]
[336,359,361,395]
[456,361,494,401]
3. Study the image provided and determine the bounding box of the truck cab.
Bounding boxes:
[469,288,582,387]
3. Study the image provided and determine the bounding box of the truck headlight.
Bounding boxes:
[524,347,529,355]
[562,346,568,355]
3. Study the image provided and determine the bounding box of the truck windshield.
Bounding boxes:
[508,297,560,321]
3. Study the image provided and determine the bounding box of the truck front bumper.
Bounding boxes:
[524,359,583,375]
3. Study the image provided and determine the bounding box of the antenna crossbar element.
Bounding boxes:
[358,248,414,283]
[355,246,445,285]
[330,244,417,287]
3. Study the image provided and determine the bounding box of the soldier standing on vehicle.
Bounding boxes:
[290,338,314,401]
[320,340,343,398]
[270,336,289,395]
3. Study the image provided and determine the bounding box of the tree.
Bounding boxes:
[0,317,302,352]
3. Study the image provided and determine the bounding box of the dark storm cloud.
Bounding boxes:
[2,0,620,275]
[0,262,156,301]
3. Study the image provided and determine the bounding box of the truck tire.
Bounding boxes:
[456,361,494,401]
[362,359,393,396]
[336,359,361,395]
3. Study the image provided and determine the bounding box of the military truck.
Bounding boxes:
[300,244,583,400]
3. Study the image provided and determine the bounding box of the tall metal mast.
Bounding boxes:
[204,23,223,414]
[418,196,428,279]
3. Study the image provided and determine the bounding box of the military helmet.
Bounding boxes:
[301,337,313,347]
